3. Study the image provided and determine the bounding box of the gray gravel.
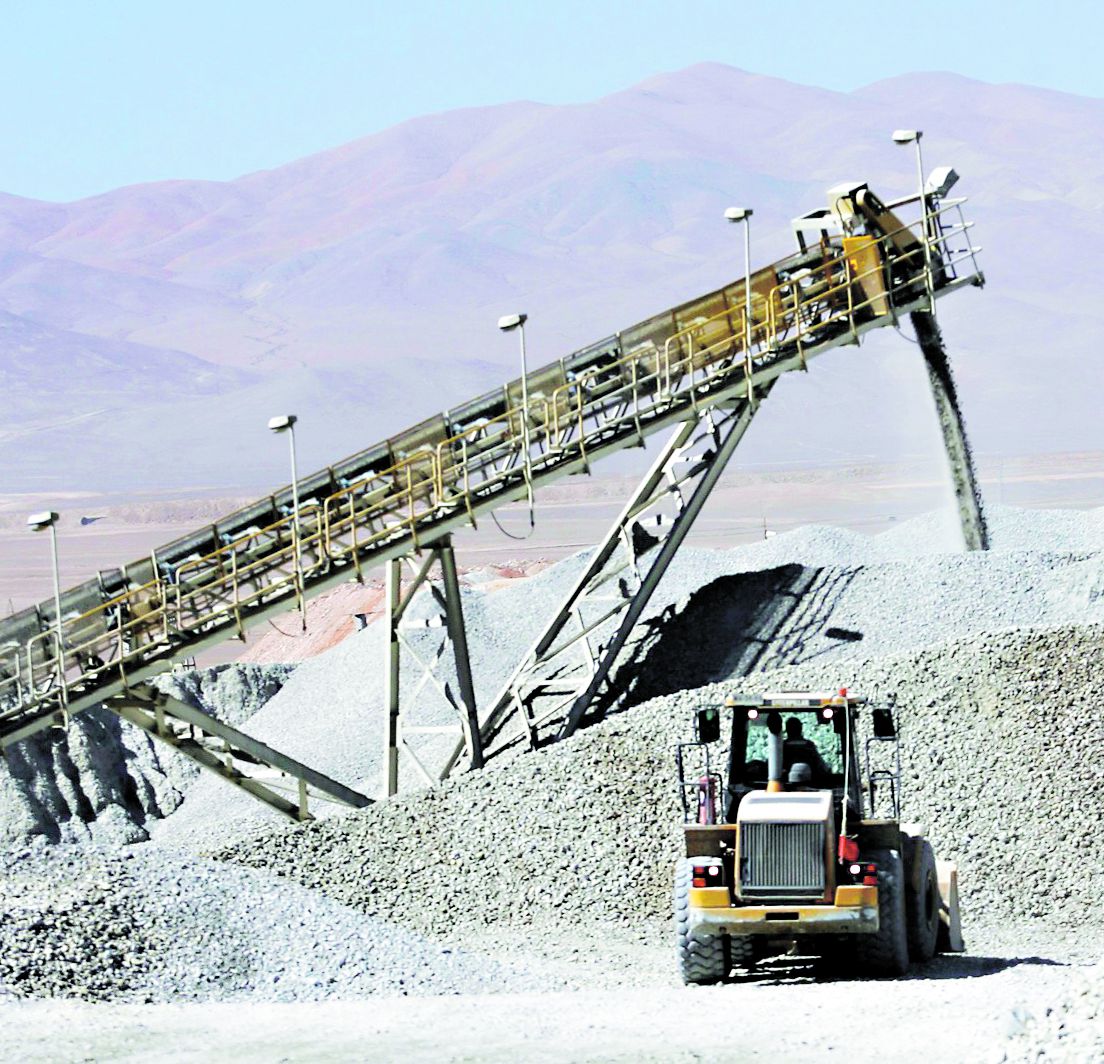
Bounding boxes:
[0,663,292,848]
[6,503,1102,855]
[3,503,1104,1040]
[154,504,1104,852]
[1005,963,1104,1062]
[219,623,1104,970]
[0,843,552,1002]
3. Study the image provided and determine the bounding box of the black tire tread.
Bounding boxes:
[854,848,910,977]
[905,839,940,963]
[674,858,731,985]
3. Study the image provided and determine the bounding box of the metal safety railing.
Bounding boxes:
[0,195,982,738]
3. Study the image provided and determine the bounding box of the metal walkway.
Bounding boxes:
[0,176,986,815]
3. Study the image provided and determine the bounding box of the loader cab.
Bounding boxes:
[722,693,864,824]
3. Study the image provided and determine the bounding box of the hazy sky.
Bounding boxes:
[2,0,1094,202]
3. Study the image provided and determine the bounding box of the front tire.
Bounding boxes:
[674,858,730,985]
[854,848,910,977]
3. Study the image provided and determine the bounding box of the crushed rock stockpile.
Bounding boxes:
[0,664,292,848]
[154,504,1104,852]
[0,845,551,1003]
[3,506,1104,1012]
[220,624,1104,957]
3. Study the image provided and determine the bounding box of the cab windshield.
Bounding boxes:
[738,711,845,788]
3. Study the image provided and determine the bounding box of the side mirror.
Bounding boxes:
[695,707,721,744]
[872,707,897,739]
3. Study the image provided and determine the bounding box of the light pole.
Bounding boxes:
[268,414,304,629]
[724,206,755,398]
[892,129,934,314]
[267,415,301,545]
[27,510,65,682]
[497,313,531,483]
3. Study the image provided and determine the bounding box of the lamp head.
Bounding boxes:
[497,313,527,332]
[267,414,298,433]
[892,129,922,144]
[27,510,59,532]
[724,207,753,223]
[925,165,959,198]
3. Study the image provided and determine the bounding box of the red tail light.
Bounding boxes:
[692,861,723,888]
[843,858,877,885]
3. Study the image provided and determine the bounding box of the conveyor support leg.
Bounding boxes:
[106,685,371,823]
[383,536,483,797]
[449,386,772,768]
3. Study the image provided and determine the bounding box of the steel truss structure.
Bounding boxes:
[0,177,989,818]
[109,684,370,821]
[384,538,483,795]
[456,386,775,770]
[445,308,989,776]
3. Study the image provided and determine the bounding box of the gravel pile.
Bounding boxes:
[4,503,1101,854]
[0,664,292,848]
[219,623,1104,957]
[614,548,1104,706]
[155,504,1104,852]
[0,844,550,1003]
[4,505,1104,1013]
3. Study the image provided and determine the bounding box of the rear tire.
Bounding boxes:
[729,934,755,971]
[854,848,910,977]
[906,841,940,964]
[674,858,731,985]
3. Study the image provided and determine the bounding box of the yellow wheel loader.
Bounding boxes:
[673,691,962,983]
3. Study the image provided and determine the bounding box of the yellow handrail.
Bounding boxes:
[1,196,981,727]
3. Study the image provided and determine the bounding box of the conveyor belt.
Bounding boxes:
[0,180,984,753]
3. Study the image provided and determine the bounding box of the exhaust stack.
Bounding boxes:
[766,711,784,793]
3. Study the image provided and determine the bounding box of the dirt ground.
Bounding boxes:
[0,927,1087,1063]
[3,451,1103,616]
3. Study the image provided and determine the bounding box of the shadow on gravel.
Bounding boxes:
[901,955,1067,980]
[732,953,1066,986]
[589,563,866,723]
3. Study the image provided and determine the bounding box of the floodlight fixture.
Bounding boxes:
[725,208,756,375]
[27,511,60,532]
[498,312,534,516]
[925,165,960,199]
[267,415,303,603]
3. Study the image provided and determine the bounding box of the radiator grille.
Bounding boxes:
[740,821,826,898]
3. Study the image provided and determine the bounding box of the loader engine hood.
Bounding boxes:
[736,791,834,901]
[738,790,833,825]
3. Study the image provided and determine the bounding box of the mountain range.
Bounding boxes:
[1,63,1099,493]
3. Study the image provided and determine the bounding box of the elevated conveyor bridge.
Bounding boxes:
[0,176,986,820]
